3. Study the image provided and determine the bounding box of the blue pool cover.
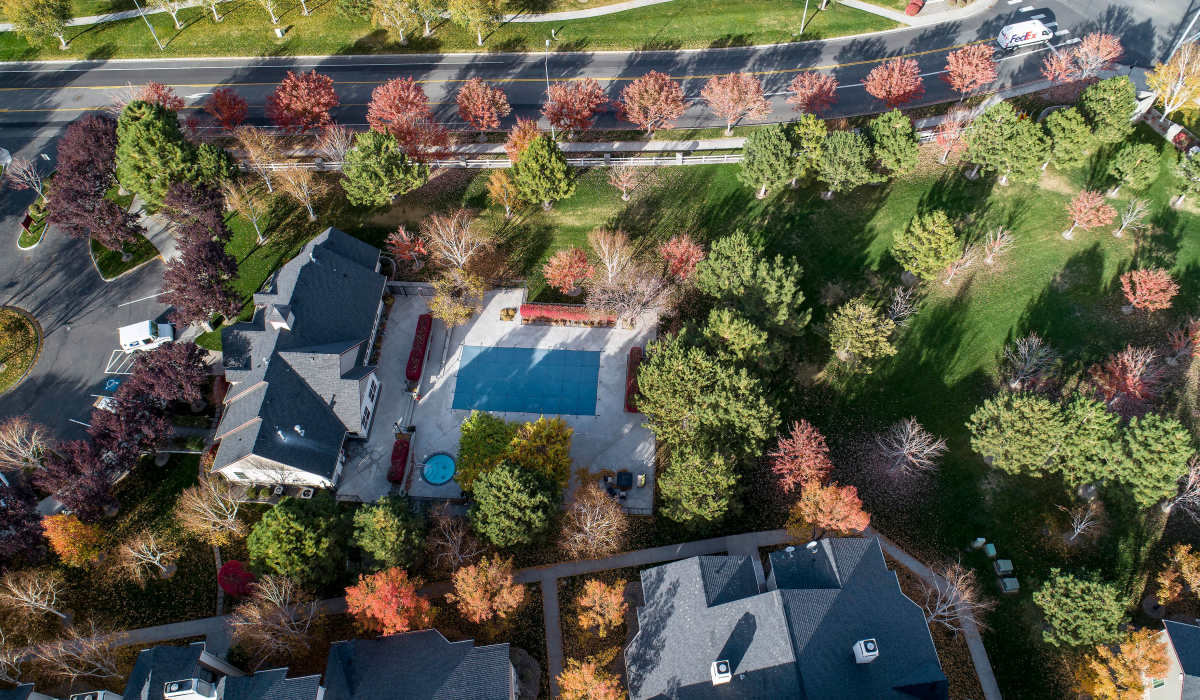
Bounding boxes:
[453,346,601,415]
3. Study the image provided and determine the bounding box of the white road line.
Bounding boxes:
[117,292,165,307]
[68,418,91,428]
[1044,21,1057,27]
[0,60,509,73]
[1018,5,1033,10]
[1007,0,1020,4]
[1030,13,1045,19]
[1055,29,1071,36]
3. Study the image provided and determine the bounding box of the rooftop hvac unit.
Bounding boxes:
[299,487,315,499]
[70,692,122,700]
[710,660,732,686]
[272,485,285,496]
[163,678,215,699]
[853,638,879,664]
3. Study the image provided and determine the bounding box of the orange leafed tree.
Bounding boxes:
[575,579,627,638]
[138,82,185,112]
[1041,51,1078,84]
[943,45,997,97]
[344,567,433,635]
[456,78,511,131]
[770,419,835,494]
[205,88,248,131]
[1076,628,1167,700]
[1089,346,1163,418]
[1062,190,1116,239]
[785,481,870,541]
[367,77,449,160]
[543,247,595,294]
[505,118,541,163]
[701,73,771,135]
[787,72,838,114]
[618,71,686,135]
[659,234,705,281]
[446,554,525,625]
[42,514,104,568]
[543,78,609,134]
[558,659,627,700]
[1120,268,1179,312]
[387,226,428,269]
[864,58,925,108]
[1073,33,1124,79]
[266,70,338,134]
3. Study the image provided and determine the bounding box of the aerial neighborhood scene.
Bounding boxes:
[1,0,1200,696]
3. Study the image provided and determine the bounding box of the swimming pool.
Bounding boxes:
[422,453,456,485]
[452,346,601,416]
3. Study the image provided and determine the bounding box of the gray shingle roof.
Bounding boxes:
[625,537,947,700]
[220,668,322,700]
[1166,619,1200,700]
[322,630,513,700]
[214,228,383,481]
[0,684,36,700]
[123,642,207,700]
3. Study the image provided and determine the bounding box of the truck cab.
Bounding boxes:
[997,20,1053,51]
[118,320,174,353]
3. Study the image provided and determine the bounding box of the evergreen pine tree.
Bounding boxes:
[891,209,960,280]
[1106,142,1159,195]
[1043,106,1093,168]
[816,130,877,197]
[1114,414,1193,509]
[868,109,919,176]
[963,101,1048,185]
[1079,76,1137,145]
[341,130,428,206]
[738,123,794,198]
[785,113,827,186]
[511,135,574,209]
[115,101,195,208]
[658,446,740,529]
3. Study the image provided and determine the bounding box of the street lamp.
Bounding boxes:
[799,0,810,36]
[129,0,165,51]
[545,38,556,141]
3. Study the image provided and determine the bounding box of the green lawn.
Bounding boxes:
[436,126,1197,698]
[91,234,159,280]
[0,0,894,60]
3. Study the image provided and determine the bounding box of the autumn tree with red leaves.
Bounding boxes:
[543,247,595,294]
[787,72,838,114]
[266,70,338,133]
[785,481,870,541]
[659,234,705,281]
[345,567,433,635]
[864,58,925,108]
[1073,33,1124,80]
[1089,346,1163,417]
[125,341,209,406]
[943,44,997,98]
[1062,190,1117,239]
[367,77,450,160]
[558,660,625,700]
[1121,268,1179,313]
[204,88,248,131]
[445,554,525,625]
[575,578,626,639]
[701,73,771,135]
[456,78,511,131]
[1041,51,1077,84]
[34,441,119,523]
[137,82,184,112]
[388,226,428,271]
[934,107,971,164]
[543,78,608,135]
[504,117,541,162]
[618,71,686,136]
[770,420,834,494]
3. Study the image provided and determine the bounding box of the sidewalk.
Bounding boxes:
[132,195,179,262]
[841,0,998,27]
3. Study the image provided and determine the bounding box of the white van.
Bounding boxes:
[997,20,1053,51]
[118,320,174,353]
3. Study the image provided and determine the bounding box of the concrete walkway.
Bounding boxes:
[92,528,998,699]
[132,195,179,262]
[841,0,998,27]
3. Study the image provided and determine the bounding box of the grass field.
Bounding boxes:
[91,234,159,280]
[0,0,894,60]
[0,307,40,393]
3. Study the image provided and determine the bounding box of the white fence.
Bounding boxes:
[244,151,742,172]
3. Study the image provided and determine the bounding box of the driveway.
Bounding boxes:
[0,127,168,440]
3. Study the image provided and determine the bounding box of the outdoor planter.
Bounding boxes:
[519,303,616,327]
[625,346,643,413]
[406,314,432,382]
[388,436,410,484]
[500,307,516,321]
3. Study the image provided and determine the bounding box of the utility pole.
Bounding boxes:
[130,0,165,51]
[545,38,556,141]
[799,0,810,36]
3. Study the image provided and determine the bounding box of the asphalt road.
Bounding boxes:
[0,0,1191,439]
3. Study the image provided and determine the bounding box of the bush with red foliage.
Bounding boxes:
[625,346,643,413]
[388,436,410,484]
[205,88,248,131]
[519,303,615,326]
[1121,268,1179,312]
[407,314,432,382]
[770,419,835,494]
[218,560,256,597]
[864,58,925,108]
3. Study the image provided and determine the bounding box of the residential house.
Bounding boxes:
[1149,619,1200,699]
[0,685,58,700]
[624,537,948,699]
[213,228,387,490]
[323,630,518,700]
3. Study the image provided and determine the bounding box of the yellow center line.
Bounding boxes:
[0,38,990,93]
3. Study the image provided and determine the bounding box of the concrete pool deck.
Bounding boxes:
[338,287,659,514]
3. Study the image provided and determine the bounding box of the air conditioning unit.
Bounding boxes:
[299,487,314,499]
[70,692,123,700]
[710,660,732,686]
[853,638,879,664]
[272,485,285,496]
[163,678,215,699]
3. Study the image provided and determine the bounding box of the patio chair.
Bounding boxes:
[616,471,633,491]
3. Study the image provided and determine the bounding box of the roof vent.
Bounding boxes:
[163,678,215,699]
[784,546,795,553]
[294,425,305,437]
[853,638,879,664]
[710,660,732,685]
[267,304,294,332]
[275,427,287,442]
[806,541,819,553]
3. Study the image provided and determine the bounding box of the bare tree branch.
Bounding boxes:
[1170,456,1200,523]
[118,532,178,585]
[921,562,995,634]
[887,287,918,327]
[559,484,630,560]
[28,624,124,683]
[427,503,483,574]
[1113,197,1150,238]
[3,158,48,202]
[0,416,50,473]
[587,229,634,285]
[228,575,322,666]
[876,418,946,477]
[0,628,25,685]
[0,571,67,622]
[1002,333,1059,391]
[316,124,354,163]
[175,477,245,545]
[420,209,489,270]
[981,227,1013,265]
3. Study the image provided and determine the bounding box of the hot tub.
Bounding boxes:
[421,453,457,485]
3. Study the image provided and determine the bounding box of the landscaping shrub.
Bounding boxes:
[406,313,432,382]
[457,411,518,491]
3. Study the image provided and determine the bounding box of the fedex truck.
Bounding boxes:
[997,20,1053,50]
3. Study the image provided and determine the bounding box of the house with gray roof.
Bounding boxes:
[213,228,386,490]
[1153,619,1200,699]
[625,537,947,700]
[323,630,517,700]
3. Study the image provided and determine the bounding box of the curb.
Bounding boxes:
[0,305,43,396]
[89,238,160,283]
[16,221,45,250]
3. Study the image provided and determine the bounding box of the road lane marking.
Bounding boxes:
[1030,13,1045,19]
[0,60,510,73]
[1054,29,1070,36]
[1018,5,1033,11]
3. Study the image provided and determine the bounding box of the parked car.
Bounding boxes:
[118,320,174,353]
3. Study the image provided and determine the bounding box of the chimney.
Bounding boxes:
[852,639,879,664]
[710,660,732,686]
[163,679,216,700]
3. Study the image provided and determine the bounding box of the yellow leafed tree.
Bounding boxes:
[1148,42,1200,115]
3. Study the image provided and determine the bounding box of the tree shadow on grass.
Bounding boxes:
[1015,244,1118,369]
